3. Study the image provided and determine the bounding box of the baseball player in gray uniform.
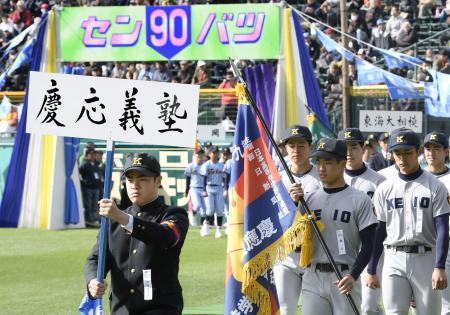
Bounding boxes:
[423,132,450,315]
[184,149,206,228]
[297,138,378,315]
[339,128,386,315]
[273,125,322,315]
[367,130,450,315]
[199,146,227,238]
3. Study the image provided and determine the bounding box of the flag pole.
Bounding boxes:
[96,139,115,310]
[229,58,360,315]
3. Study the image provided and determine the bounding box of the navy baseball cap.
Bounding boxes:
[210,146,220,153]
[389,130,420,150]
[366,133,378,142]
[315,138,347,160]
[221,147,231,154]
[281,125,312,144]
[339,128,365,142]
[123,153,161,177]
[424,131,449,148]
[379,132,390,141]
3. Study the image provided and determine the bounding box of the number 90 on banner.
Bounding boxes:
[146,6,191,60]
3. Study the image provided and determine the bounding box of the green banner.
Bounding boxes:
[59,4,280,62]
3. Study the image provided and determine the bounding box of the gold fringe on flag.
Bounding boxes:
[241,211,324,314]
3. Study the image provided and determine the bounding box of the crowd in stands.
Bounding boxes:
[0,0,448,115]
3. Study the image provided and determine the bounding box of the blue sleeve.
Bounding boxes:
[350,223,377,280]
[434,213,449,269]
[367,221,387,275]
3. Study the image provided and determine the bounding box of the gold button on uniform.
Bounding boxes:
[132,249,137,254]
[131,268,136,273]
[141,226,146,230]
[137,212,142,217]
[130,289,135,293]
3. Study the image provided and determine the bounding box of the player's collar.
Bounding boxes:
[291,165,313,177]
[428,167,449,176]
[398,168,423,181]
[323,184,349,194]
[345,163,367,177]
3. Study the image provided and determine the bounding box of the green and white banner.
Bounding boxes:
[59,4,281,62]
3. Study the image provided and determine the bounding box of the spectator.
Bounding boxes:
[348,8,370,47]
[417,62,434,82]
[424,48,438,64]
[435,48,450,74]
[152,61,171,82]
[418,0,435,17]
[302,0,320,18]
[399,0,418,20]
[192,60,210,87]
[348,62,358,85]
[0,14,13,33]
[326,62,341,88]
[137,62,152,80]
[395,21,417,47]
[39,3,49,17]
[9,0,33,27]
[111,62,126,78]
[364,0,383,28]
[369,19,393,56]
[0,105,18,134]
[315,1,339,27]
[125,63,138,80]
[79,148,102,227]
[305,32,321,63]
[177,60,194,84]
[440,16,450,46]
[218,70,238,124]
[386,5,404,42]
[357,48,371,61]
[12,19,24,35]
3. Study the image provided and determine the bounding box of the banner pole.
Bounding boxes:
[96,139,115,310]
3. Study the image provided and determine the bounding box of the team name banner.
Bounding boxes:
[26,71,199,147]
[359,110,423,133]
[59,4,280,62]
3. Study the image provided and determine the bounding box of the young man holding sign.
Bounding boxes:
[84,153,189,314]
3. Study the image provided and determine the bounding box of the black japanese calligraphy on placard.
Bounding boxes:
[386,115,395,126]
[118,87,144,135]
[363,114,372,127]
[36,79,65,127]
[76,87,106,125]
[156,92,187,133]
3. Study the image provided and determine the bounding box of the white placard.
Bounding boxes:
[26,71,200,148]
[196,124,226,142]
[359,110,422,133]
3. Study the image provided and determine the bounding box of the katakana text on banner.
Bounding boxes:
[59,4,280,61]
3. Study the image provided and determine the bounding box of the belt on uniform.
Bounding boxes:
[386,245,432,253]
[191,186,203,189]
[314,263,348,273]
[207,184,219,187]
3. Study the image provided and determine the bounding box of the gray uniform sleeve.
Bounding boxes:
[433,182,450,218]
[373,185,386,222]
[357,194,378,231]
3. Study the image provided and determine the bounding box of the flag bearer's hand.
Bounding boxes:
[88,279,107,299]
[98,199,129,225]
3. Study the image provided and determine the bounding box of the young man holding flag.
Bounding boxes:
[339,128,386,315]
[295,138,378,315]
[273,125,321,315]
[84,153,189,314]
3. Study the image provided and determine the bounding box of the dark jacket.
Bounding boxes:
[79,160,102,189]
[84,198,189,315]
